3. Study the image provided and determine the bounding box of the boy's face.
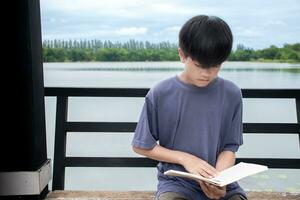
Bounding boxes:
[178,48,221,87]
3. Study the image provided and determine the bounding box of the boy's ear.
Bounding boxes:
[178,48,186,63]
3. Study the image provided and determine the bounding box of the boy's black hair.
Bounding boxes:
[179,15,233,68]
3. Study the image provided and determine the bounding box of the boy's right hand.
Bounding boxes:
[180,153,219,178]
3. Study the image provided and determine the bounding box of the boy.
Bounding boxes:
[131,15,247,200]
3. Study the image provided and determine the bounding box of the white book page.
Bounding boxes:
[164,162,268,187]
[164,170,222,186]
[211,162,268,186]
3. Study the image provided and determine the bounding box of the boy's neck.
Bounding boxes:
[178,72,192,85]
[178,72,217,88]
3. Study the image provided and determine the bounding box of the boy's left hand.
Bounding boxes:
[199,181,226,199]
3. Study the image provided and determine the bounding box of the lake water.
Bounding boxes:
[44,61,300,193]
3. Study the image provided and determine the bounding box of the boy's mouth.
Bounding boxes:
[198,79,209,82]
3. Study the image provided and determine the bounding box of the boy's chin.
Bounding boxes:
[194,80,210,87]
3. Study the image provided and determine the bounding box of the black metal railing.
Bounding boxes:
[44,88,300,190]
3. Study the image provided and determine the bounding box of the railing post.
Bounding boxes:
[296,98,300,149]
[52,96,68,190]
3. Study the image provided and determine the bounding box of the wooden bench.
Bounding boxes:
[46,191,300,200]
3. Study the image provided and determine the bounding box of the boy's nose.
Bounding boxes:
[200,70,212,78]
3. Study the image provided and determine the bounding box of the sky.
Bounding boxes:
[40,0,300,50]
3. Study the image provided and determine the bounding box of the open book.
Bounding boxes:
[164,162,268,187]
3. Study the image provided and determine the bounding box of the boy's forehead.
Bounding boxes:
[188,57,199,64]
[189,57,202,66]
[190,57,220,68]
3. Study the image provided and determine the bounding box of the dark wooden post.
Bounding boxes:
[0,0,50,199]
[52,96,68,190]
[296,98,300,148]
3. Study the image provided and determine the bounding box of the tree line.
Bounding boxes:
[42,39,300,63]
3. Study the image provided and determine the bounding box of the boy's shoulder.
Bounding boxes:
[221,77,243,100]
[152,75,175,91]
[146,76,176,101]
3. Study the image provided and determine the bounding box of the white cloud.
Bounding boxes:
[151,26,181,40]
[264,20,287,26]
[117,27,148,36]
[41,0,210,19]
[235,27,264,38]
[43,27,148,39]
[164,26,181,33]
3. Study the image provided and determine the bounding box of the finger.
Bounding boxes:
[199,181,209,192]
[199,181,213,198]
[204,183,226,198]
[200,181,211,194]
[204,182,217,192]
[204,182,218,189]
[199,166,218,178]
[215,185,226,191]
[201,181,220,193]
[201,163,219,177]
[205,182,223,193]
[201,183,222,199]
[197,168,213,178]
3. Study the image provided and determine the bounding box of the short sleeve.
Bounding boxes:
[221,96,244,153]
[131,96,159,149]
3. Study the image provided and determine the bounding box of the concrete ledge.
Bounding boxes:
[0,159,51,196]
[46,190,300,200]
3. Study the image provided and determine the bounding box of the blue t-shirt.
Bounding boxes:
[131,74,246,200]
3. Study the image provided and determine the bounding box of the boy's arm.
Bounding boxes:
[133,145,219,178]
[133,144,187,165]
[215,150,236,171]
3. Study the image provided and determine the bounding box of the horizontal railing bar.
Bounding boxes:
[45,87,149,97]
[65,122,299,133]
[243,123,300,133]
[242,89,300,98]
[237,158,300,169]
[45,88,300,98]
[65,157,300,169]
[66,122,136,132]
[65,157,157,167]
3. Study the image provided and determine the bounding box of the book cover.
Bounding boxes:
[164,162,268,187]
